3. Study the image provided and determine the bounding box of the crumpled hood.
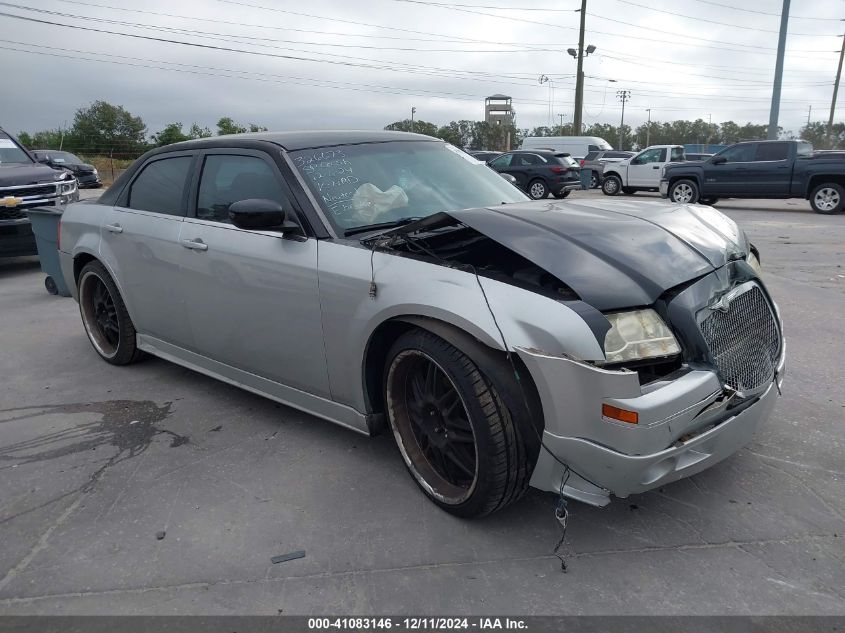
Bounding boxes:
[448,197,749,311]
[0,163,64,187]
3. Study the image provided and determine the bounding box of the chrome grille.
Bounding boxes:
[0,208,27,220]
[699,284,780,394]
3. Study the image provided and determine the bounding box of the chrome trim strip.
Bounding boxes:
[0,182,60,192]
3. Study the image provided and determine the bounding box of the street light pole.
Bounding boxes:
[573,0,587,136]
[617,90,631,150]
[827,32,845,146]
[411,106,416,133]
[645,108,651,148]
[768,0,790,140]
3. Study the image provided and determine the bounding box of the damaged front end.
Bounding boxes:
[370,204,784,507]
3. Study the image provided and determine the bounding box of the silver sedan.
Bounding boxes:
[57,131,785,517]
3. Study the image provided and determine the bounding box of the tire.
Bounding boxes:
[622,187,636,195]
[552,190,571,199]
[384,329,532,518]
[669,179,700,204]
[810,183,843,214]
[527,179,549,200]
[698,198,719,206]
[590,173,599,189]
[77,261,144,365]
[44,276,58,295]
[602,174,622,196]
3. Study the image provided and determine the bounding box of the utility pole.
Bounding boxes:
[827,32,844,146]
[558,113,565,133]
[410,106,416,133]
[808,105,812,127]
[768,0,790,140]
[573,0,587,137]
[617,90,631,150]
[645,108,651,147]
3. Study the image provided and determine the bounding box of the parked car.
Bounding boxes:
[32,150,101,188]
[601,145,686,196]
[469,150,501,162]
[58,130,784,517]
[0,128,79,257]
[581,150,636,188]
[520,136,612,161]
[661,140,845,214]
[487,149,581,199]
[685,152,713,162]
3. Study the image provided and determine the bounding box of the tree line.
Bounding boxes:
[387,117,845,151]
[15,101,268,158]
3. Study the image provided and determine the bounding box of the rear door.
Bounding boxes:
[747,142,791,195]
[176,149,330,397]
[627,147,666,187]
[99,152,194,345]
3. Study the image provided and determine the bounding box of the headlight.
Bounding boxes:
[92,168,99,176]
[60,180,77,194]
[602,309,681,364]
[747,251,762,276]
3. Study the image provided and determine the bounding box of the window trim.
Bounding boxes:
[117,151,197,217]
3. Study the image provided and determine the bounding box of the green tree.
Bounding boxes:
[16,131,33,148]
[189,123,213,138]
[248,123,268,133]
[799,121,845,149]
[217,117,247,135]
[152,122,190,147]
[66,100,147,154]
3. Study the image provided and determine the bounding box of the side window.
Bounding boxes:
[755,143,789,161]
[197,155,288,223]
[588,144,600,152]
[489,153,512,168]
[718,144,756,163]
[633,148,662,164]
[670,147,685,161]
[127,156,192,216]
[584,151,600,161]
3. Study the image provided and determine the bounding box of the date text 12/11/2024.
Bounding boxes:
[307,618,528,630]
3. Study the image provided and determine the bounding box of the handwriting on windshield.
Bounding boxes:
[294,150,360,215]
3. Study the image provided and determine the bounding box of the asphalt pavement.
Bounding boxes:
[1,191,843,615]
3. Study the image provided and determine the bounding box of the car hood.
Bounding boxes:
[0,163,63,187]
[65,163,96,173]
[446,198,749,311]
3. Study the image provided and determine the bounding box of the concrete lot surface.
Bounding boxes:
[1,192,843,615]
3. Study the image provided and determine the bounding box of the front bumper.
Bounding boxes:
[0,219,37,257]
[518,344,785,506]
[659,181,669,197]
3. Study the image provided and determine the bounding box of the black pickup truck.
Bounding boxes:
[1,128,79,257]
[660,140,845,214]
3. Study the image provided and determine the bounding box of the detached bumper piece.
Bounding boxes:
[518,345,785,507]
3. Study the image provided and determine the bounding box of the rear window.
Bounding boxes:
[555,155,578,167]
[670,147,685,161]
[756,142,789,161]
[584,151,601,161]
[796,142,813,157]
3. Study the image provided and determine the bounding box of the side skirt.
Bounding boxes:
[136,334,371,436]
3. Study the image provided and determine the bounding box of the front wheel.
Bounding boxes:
[602,174,622,196]
[78,261,144,365]
[553,190,571,199]
[669,179,700,204]
[527,179,549,199]
[810,183,843,214]
[384,329,532,518]
[622,187,636,195]
[698,198,719,206]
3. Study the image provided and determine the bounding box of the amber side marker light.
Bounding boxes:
[602,404,639,424]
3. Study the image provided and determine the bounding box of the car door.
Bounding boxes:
[705,143,757,196]
[627,147,666,187]
[177,149,330,397]
[488,153,522,187]
[747,142,791,196]
[99,152,194,346]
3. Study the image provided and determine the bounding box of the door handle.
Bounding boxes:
[181,238,208,251]
[104,223,123,234]
[652,165,660,169]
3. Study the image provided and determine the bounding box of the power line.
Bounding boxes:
[609,0,842,36]
[686,0,842,21]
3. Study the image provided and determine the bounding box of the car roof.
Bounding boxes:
[158,130,438,153]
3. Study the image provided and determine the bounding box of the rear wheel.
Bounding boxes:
[527,179,549,199]
[669,179,700,204]
[602,174,622,196]
[553,190,571,199]
[698,198,719,206]
[810,183,843,214]
[622,187,636,195]
[384,329,532,517]
[590,172,599,189]
[78,261,144,365]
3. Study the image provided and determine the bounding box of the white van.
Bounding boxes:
[520,136,612,160]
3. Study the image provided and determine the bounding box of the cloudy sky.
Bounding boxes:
[1,0,842,139]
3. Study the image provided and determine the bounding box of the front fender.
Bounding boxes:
[317,240,606,412]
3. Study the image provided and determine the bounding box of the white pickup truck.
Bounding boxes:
[601,145,686,196]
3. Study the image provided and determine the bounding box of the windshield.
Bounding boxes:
[291,141,528,233]
[46,151,83,164]
[0,135,33,165]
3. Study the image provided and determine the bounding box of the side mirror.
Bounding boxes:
[228,198,300,234]
[711,155,727,165]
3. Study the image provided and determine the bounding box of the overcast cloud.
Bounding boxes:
[1,0,842,139]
